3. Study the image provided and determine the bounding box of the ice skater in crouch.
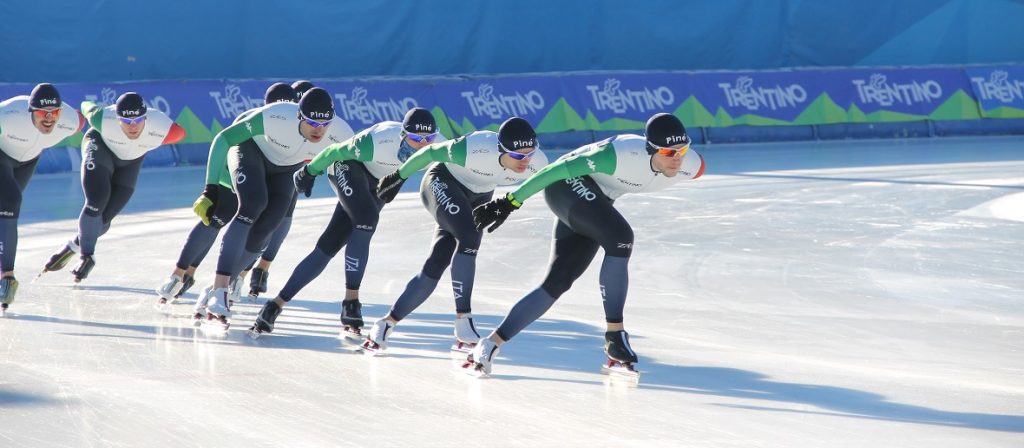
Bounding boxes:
[357,116,549,354]
[248,107,447,339]
[1,84,86,315]
[154,82,299,309]
[42,92,185,284]
[463,113,705,378]
[190,88,353,330]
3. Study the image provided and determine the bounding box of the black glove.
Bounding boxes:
[293,165,316,198]
[192,184,219,226]
[376,171,406,203]
[473,194,520,233]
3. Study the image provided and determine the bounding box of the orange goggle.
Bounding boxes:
[651,144,690,157]
[31,107,62,121]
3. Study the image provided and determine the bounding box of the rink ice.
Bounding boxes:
[1,137,1023,447]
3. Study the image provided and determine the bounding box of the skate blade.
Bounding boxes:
[358,341,384,356]
[339,328,363,341]
[458,361,490,378]
[247,327,264,340]
[450,342,476,354]
[0,309,7,318]
[200,322,230,335]
[600,363,641,383]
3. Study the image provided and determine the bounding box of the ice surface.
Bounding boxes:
[2,136,1022,447]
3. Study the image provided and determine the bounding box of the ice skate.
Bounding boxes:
[339,299,364,339]
[247,267,268,301]
[70,255,96,283]
[174,274,195,299]
[360,319,394,355]
[461,337,499,377]
[155,274,185,310]
[0,277,19,318]
[227,276,243,305]
[36,241,79,281]
[451,315,481,353]
[248,300,282,340]
[191,286,213,327]
[600,330,641,381]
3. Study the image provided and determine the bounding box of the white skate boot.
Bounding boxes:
[155,275,184,310]
[451,315,481,353]
[360,319,395,355]
[462,337,499,377]
[227,276,243,305]
[191,285,213,327]
[204,287,232,332]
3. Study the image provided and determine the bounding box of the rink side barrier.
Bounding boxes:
[2,64,1022,174]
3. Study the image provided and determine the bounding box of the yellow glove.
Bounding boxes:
[193,195,214,226]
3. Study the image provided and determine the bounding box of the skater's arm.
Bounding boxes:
[204,113,263,185]
[396,137,466,179]
[306,130,374,176]
[80,101,104,132]
[507,145,616,204]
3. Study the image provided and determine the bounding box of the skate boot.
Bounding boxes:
[70,255,96,283]
[227,276,243,305]
[155,274,185,306]
[451,315,481,353]
[205,287,232,331]
[339,299,364,339]
[0,277,19,317]
[191,285,213,327]
[601,330,640,380]
[248,267,268,299]
[462,337,499,377]
[175,274,195,299]
[38,240,80,278]
[360,318,394,355]
[248,300,282,339]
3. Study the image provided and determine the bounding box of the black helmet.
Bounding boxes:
[497,117,537,151]
[402,108,437,134]
[291,80,315,98]
[265,82,298,104]
[644,113,689,154]
[29,83,61,109]
[115,92,147,118]
[298,87,334,121]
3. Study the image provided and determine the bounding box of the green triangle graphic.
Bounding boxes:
[583,110,602,131]
[929,90,982,121]
[210,119,225,136]
[865,110,927,122]
[175,106,214,144]
[598,117,645,131]
[847,103,868,123]
[732,114,792,126]
[792,93,847,125]
[536,98,587,133]
[984,106,1024,119]
[56,132,84,149]
[714,107,735,127]
[673,96,716,128]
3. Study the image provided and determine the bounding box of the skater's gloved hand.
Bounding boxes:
[376,171,406,203]
[193,184,219,226]
[473,193,521,233]
[293,165,316,198]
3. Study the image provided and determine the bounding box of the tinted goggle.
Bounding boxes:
[299,113,331,128]
[118,114,147,125]
[404,132,438,143]
[31,107,62,121]
[498,142,537,160]
[647,138,690,157]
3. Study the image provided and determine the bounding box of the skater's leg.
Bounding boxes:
[494,220,600,341]
[0,154,38,275]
